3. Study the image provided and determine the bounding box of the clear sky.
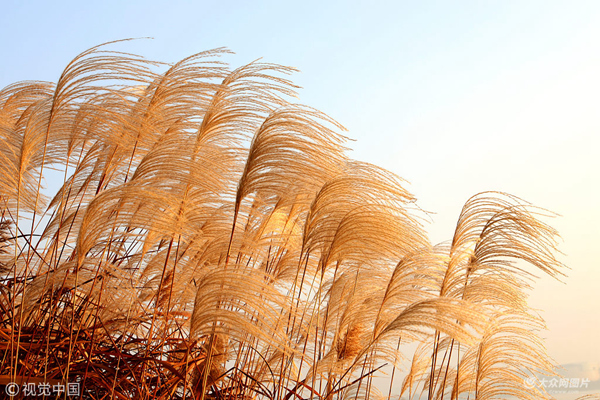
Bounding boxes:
[1,0,599,369]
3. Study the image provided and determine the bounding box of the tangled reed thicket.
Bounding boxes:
[0,42,572,399]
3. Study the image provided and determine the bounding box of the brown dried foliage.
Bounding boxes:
[0,42,572,399]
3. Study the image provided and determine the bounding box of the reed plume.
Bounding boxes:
[0,42,574,400]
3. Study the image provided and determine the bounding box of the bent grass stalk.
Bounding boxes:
[0,42,585,400]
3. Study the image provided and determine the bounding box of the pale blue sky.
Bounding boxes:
[2,0,599,368]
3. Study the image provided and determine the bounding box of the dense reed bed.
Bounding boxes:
[0,42,577,399]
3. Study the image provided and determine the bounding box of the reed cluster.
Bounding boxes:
[0,42,573,399]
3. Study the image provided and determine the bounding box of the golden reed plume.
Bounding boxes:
[0,41,577,399]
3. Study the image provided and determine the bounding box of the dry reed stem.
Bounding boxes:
[0,42,566,400]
